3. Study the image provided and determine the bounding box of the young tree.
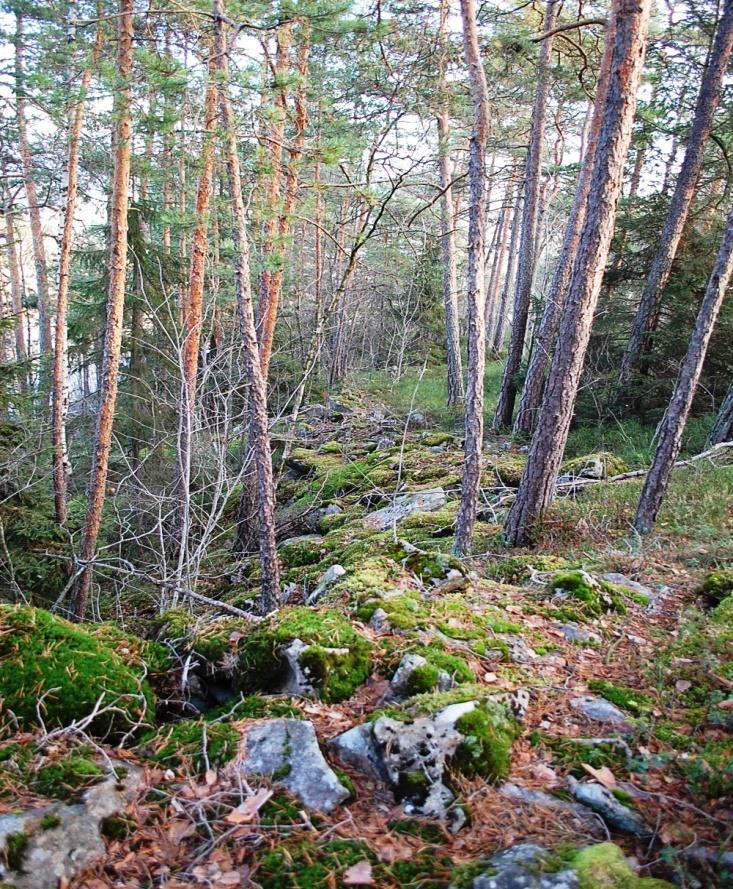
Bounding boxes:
[504,0,651,547]
[70,0,134,619]
[213,0,280,613]
[454,0,491,555]
[437,0,464,405]
[14,11,51,359]
[52,22,102,525]
[1,178,27,382]
[489,186,522,358]
[709,381,733,444]
[634,208,733,532]
[615,1,733,401]
[493,0,558,430]
[513,23,616,436]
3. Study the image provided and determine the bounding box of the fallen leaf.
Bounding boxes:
[581,764,617,789]
[225,788,273,823]
[216,873,243,887]
[718,699,733,710]
[168,819,197,842]
[483,671,498,683]
[675,680,692,693]
[343,861,374,885]
[205,768,218,786]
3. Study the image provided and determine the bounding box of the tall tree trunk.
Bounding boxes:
[69,0,134,619]
[172,60,218,592]
[256,22,294,378]
[52,23,102,526]
[493,0,558,430]
[1,180,27,386]
[504,0,651,547]
[14,12,51,359]
[513,28,615,436]
[490,186,522,357]
[709,381,733,444]
[437,0,464,407]
[616,1,733,399]
[484,195,511,342]
[634,207,733,532]
[454,0,491,555]
[214,0,280,613]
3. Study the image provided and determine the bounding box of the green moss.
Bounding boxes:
[420,432,456,447]
[698,568,733,605]
[33,752,105,799]
[279,536,325,569]
[319,441,343,454]
[255,839,372,889]
[39,813,60,831]
[405,663,441,695]
[486,554,573,584]
[390,817,445,843]
[712,593,733,626]
[100,815,135,840]
[533,733,629,776]
[489,454,527,487]
[561,452,630,479]
[205,694,302,722]
[4,831,29,872]
[90,623,172,676]
[677,740,733,801]
[141,719,240,772]
[236,608,373,703]
[546,570,628,617]
[587,680,652,715]
[452,702,517,780]
[0,605,155,735]
[572,843,673,888]
[419,647,473,684]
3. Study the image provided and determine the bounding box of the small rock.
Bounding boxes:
[306,564,346,605]
[376,436,394,450]
[570,695,633,731]
[280,638,350,697]
[472,843,580,889]
[237,719,349,813]
[305,503,343,532]
[363,489,447,531]
[602,573,655,603]
[388,653,454,699]
[426,445,445,454]
[567,778,651,838]
[368,607,392,634]
[501,635,538,664]
[328,723,388,781]
[406,410,427,428]
[499,784,602,833]
[555,623,601,644]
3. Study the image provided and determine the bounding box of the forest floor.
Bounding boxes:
[1,381,732,889]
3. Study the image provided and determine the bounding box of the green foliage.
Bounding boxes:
[236,608,373,703]
[572,843,673,888]
[33,752,104,799]
[546,571,630,618]
[141,719,240,772]
[452,702,517,780]
[0,605,155,735]
[587,680,653,715]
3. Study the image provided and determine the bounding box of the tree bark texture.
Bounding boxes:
[490,187,522,357]
[214,0,280,613]
[616,0,733,398]
[70,0,134,618]
[634,208,733,532]
[493,0,558,430]
[709,381,733,444]
[1,181,27,379]
[504,0,651,547]
[454,0,491,555]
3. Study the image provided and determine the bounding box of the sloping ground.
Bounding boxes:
[1,392,731,888]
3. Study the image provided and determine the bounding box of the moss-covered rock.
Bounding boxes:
[587,679,653,715]
[236,608,373,703]
[279,535,325,569]
[141,718,240,771]
[420,431,457,447]
[32,751,105,799]
[486,554,574,584]
[546,570,628,618]
[452,701,517,780]
[572,843,673,887]
[697,568,733,606]
[0,605,155,735]
[561,452,630,479]
[488,454,527,487]
[153,610,253,675]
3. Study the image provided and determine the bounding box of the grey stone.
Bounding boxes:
[470,844,580,889]
[328,723,387,781]
[363,488,447,531]
[280,637,350,697]
[238,718,349,812]
[406,410,427,428]
[501,635,538,664]
[570,695,633,730]
[388,653,454,699]
[368,607,392,634]
[555,623,600,644]
[602,573,654,603]
[0,762,142,889]
[306,563,346,604]
[567,778,651,837]
[499,784,602,832]
[376,436,395,451]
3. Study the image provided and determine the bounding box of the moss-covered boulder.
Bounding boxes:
[546,570,629,618]
[486,554,574,584]
[573,843,673,887]
[0,605,156,735]
[560,452,630,479]
[697,567,733,605]
[154,610,253,676]
[235,608,373,703]
[487,453,527,487]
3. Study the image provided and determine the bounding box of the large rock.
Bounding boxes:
[471,844,579,889]
[236,719,349,813]
[0,762,142,889]
[570,695,633,731]
[280,638,351,697]
[363,489,447,531]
